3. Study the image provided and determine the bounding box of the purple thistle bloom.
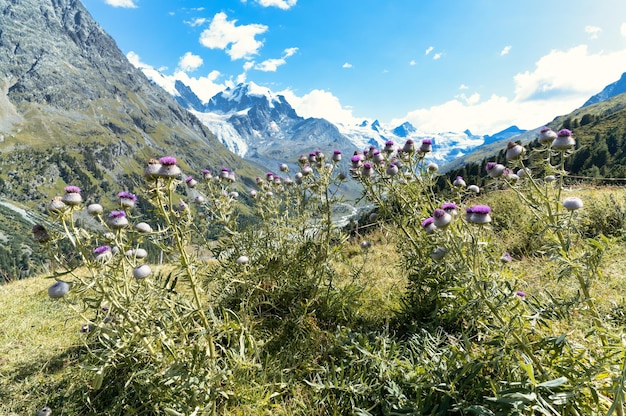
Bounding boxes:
[117,191,137,202]
[108,210,126,219]
[516,290,526,298]
[470,205,491,214]
[351,155,363,168]
[540,126,551,133]
[485,162,497,172]
[500,252,513,263]
[93,245,111,255]
[557,129,572,137]
[442,202,458,211]
[160,156,177,165]
[433,208,446,218]
[421,217,434,228]
[65,185,81,194]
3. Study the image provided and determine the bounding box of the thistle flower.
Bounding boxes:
[427,162,438,172]
[468,205,492,224]
[227,171,236,182]
[202,169,213,180]
[544,175,556,182]
[295,172,303,184]
[420,139,432,153]
[360,240,372,250]
[372,149,385,163]
[442,202,458,216]
[551,129,576,151]
[562,197,583,211]
[421,217,437,234]
[37,407,52,416]
[361,162,374,177]
[48,196,68,213]
[48,281,70,299]
[107,210,129,229]
[431,247,447,261]
[486,162,505,178]
[386,163,399,176]
[61,185,82,206]
[402,139,415,153]
[125,248,148,259]
[308,152,317,163]
[350,154,363,168]
[144,158,162,178]
[185,176,198,188]
[538,126,557,145]
[384,140,395,153]
[467,185,480,193]
[452,176,466,187]
[432,208,452,228]
[158,156,182,178]
[500,252,513,263]
[93,245,112,262]
[517,168,531,178]
[135,222,152,233]
[505,141,524,160]
[31,224,50,243]
[133,264,152,279]
[301,164,313,176]
[194,195,206,204]
[118,191,137,209]
[332,150,342,162]
[87,203,103,216]
[219,167,230,179]
[236,255,249,265]
[516,290,526,298]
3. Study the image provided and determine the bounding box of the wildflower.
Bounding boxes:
[467,185,480,194]
[465,207,474,222]
[133,264,152,279]
[185,176,198,188]
[178,201,189,212]
[433,208,452,228]
[61,185,82,206]
[118,191,137,209]
[544,175,556,182]
[301,164,313,176]
[107,210,129,229]
[551,129,576,151]
[372,149,385,163]
[431,247,447,261]
[294,172,303,184]
[361,162,374,177]
[452,176,466,187]
[517,168,531,178]
[516,290,526,298]
[38,407,52,416]
[486,162,505,178]
[360,240,372,250]
[468,205,492,224]
[194,195,206,204]
[442,202,458,216]
[31,224,50,244]
[125,248,148,259]
[350,154,363,168]
[562,197,583,211]
[421,217,437,234]
[219,167,230,179]
[384,140,395,153]
[420,139,433,153]
[505,142,524,160]
[48,196,68,213]
[427,162,439,172]
[402,139,415,153]
[158,156,182,178]
[227,171,236,182]
[93,245,112,262]
[202,169,213,180]
[332,150,342,162]
[236,255,249,265]
[500,252,513,263]
[87,203,103,216]
[135,222,152,233]
[48,281,70,299]
[386,163,399,176]
[538,126,557,145]
[368,212,379,222]
[308,152,317,163]
[144,158,161,178]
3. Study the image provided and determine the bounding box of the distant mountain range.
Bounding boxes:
[170,80,527,172]
[583,72,626,107]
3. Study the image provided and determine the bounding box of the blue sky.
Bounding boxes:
[82,0,626,135]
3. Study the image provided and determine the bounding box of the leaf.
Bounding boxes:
[538,376,568,388]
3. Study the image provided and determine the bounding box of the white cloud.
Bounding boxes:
[392,44,626,135]
[409,60,416,66]
[585,25,602,39]
[459,84,469,90]
[127,51,229,103]
[104,0,137,8]
[199,12,268,60]
[425,46,434,55]
[278,89,355,124]
[254,47,298,72]
[621,22,626,37]
[342,62,353,68]
[255,0,297,9]
[178,52,203,72]
[186,18,208,27]
[500,45,512,56]
[432,53,442,60]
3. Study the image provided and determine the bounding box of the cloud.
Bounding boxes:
[278,89,355,124]
[342,62,353,68]
[199,12,268,60]
[459,84,469,90]
[425,46,434,55]
[104,0,137,8]
[585,25,602,39]
[255,0,297,9]
[185,18,208,27]
[178,52,203,72]
[409,60,416,66]
[621,22,626,37]
[392,43,626,135]
[500,45,512,56]
[127,51,229,103]
[254,47,298,72]
[432,53,442,60]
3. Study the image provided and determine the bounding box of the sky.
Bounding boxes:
[81,0,626,135]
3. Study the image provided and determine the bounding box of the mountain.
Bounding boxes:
[0,0,260,206]
[583,72,626,107]
[172,80,497,171]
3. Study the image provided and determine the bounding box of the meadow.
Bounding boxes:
[3,130,626,415]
